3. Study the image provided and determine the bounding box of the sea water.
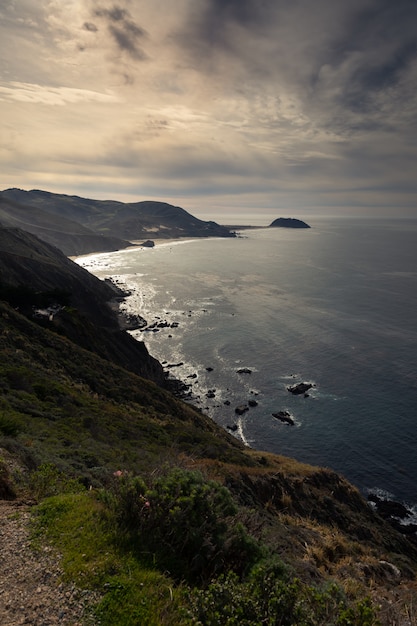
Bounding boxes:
[76,217,417,509]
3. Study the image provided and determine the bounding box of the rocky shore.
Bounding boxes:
[105,273,417,546]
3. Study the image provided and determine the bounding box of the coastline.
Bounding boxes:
[129,236,201,247]
[73,224,414,528]
[110,268,417,535]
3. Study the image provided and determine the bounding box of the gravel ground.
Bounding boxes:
[0,500,100,626]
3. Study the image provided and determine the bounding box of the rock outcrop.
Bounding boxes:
[270,217,310,229]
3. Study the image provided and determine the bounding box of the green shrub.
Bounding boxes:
[0,411,23,436]
[34,492,195,626]
[107,468,262,583]
[0,458,16,499]
[29,463,85,499]
[337,597,381,626]
[186,563,381,625]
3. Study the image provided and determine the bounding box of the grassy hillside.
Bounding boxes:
[0,189,235,251]
[0,196,132,255]
[0,227,416,624]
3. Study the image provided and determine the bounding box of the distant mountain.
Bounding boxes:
[0,189,235,255]
[270,217,310,228]
[0,196,132,256]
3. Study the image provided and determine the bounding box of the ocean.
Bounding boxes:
[76,217,417,511]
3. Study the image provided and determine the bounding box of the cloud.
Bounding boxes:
[83,22,98,32]
[92,4,148,60]
[178,0,417,129]
[1,0,417,217]
[0,82,121,106]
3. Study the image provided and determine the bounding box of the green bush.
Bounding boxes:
[0,411,23,436]
[29,463,85,499]
[186,562,381,625]
[187,566,302,626]
[107,468,262,583]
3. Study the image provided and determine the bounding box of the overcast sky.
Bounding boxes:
[1,0,416,222]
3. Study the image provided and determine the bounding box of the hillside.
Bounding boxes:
[0,226,165,384]
[0,189,235,255]
[0,227,416,624]
[0,196,132,256]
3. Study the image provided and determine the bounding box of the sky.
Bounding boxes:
[1,0,417,222]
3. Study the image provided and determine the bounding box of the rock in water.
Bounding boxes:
[272,411,295,425]
[287,382,314,395]
[269,218,310,229]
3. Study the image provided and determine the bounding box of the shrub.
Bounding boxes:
[0,458,16,499]
[0,411,23,437]
[107,468,263,583]
[29,463,85,499]
[187,562,381,625]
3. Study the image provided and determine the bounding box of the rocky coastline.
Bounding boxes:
[74,242,416,548]
[114,293,417,543]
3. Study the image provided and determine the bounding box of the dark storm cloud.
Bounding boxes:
[93,5,148,60]
[328,0,417,114]
[347,0,417,46]
[182,0,417,96]
[182,0,277,56]
[340,42,417,117]
[197,0,276,30]
[364,41,417,91]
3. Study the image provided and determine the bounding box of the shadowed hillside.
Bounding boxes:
[0,196,132,255]
[0,226,164,383]
[0,189,235,254]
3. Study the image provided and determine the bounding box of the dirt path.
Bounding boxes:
[0,500,99,626]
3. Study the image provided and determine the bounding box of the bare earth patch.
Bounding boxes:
[0,500,99,626]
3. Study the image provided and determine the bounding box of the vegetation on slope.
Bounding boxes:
[0,188,235,253]
[0,195,132,255]
[1,299,417,623]
[0,226,165,383]
[0,227,416,624]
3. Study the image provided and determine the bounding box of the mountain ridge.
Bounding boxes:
[0,188,235,255]
[0,195,133,256]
